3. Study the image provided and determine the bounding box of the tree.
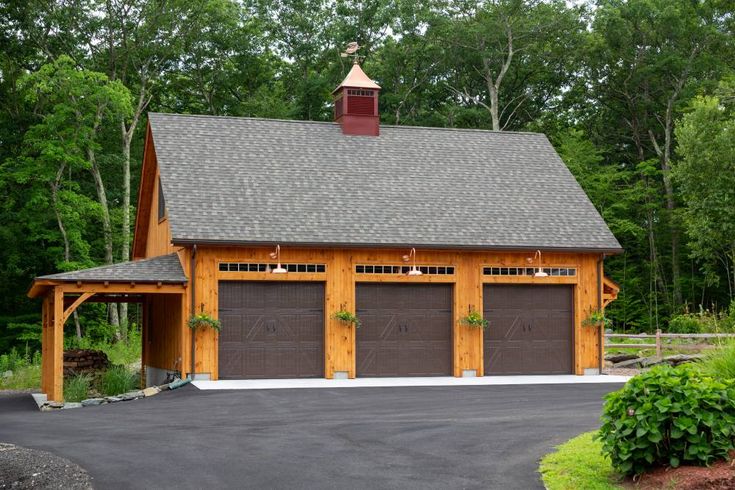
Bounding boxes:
[435,0,585,131]
[16,55,132,333]
[584,0,728,310]
[674,81,735,301]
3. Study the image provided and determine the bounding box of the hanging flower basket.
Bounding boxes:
[188,313,221,332]
[332,310,361,328]
[460,310,489,329]
[582,309,611,329]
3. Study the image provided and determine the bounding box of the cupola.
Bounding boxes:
[332,62,381,136]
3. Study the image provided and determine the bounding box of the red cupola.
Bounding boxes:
[332,62,381,136]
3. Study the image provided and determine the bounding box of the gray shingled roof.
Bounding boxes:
[149,113,622,252]
[37,253,187,283]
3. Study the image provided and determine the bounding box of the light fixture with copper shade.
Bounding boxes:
[269,245,287,274]
[402,248,423,276]
[532,250,548,277]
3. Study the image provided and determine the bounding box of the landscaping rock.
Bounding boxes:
[142,386,160,397]
[2,370,12,378]
[105,396,122,403]
[606,353,639,364]
[120,390,144,401]
[613,357,646,369]
[664,354,703,366]
[62,402,83,410]
[81,398,106,407]
[40,401,64,411]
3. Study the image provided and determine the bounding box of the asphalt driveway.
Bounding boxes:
[0,383,622,489]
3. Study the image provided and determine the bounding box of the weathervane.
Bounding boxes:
[340,41,363,64]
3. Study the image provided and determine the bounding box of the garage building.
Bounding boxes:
[29,63,621,401]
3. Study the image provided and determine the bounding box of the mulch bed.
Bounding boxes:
[0,443,93,489]
[627,458,735,489]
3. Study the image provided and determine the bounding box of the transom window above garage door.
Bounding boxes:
[483,266,576,277]
[219,263,326,273]
[355,264,455,275]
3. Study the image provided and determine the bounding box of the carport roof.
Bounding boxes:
[30,253,187,295]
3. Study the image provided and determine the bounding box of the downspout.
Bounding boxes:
[597,254,605,374]
[189,244,197,380]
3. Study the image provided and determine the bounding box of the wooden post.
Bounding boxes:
[655,328,662,360]
[43,287,65,402]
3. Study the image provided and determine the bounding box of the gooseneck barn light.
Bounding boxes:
[269,245,288,274]
[402,248,423,276]
[532,250,548,278]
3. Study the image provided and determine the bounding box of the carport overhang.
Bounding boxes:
[27,254,188,402]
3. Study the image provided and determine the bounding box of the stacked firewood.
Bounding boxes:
[63,349,110,376]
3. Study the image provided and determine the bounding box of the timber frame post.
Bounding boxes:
[40,287,65,402]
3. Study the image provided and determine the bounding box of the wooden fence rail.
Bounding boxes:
[604,330,735,359]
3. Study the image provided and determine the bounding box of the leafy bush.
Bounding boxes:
[668,314,703,334]
[598,364,735,475]
[699,341,735,381]
[64,374,91,402]
[100,365,138,396]
[667,306,735,334]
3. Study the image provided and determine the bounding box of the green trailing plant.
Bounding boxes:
[598,364,735,476]
[460,310,488,329]
[582,309,611,329]
[332,310,360,328]
[188,313,221,332]
[64,374,91,402]
[100,365,138,396]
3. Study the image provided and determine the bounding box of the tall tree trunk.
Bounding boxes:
[118,85,151,341]
[51,164,83,339]
[119,118,132,340]
[88,147,119,330]
[649,98,682,307]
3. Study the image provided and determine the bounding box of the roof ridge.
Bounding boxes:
[147,112,545,137]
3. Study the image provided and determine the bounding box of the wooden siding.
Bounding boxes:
[175,246,607,379]
[144,170,175,257]
[133,124,177,259]
[143,294,185,373]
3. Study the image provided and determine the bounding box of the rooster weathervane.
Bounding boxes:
[340,41,364,64]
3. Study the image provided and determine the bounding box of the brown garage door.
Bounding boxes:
[356,283,452,377]
[483,285,573,375]
[218,281,324,379]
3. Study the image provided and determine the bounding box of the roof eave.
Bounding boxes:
[171,238,624,255]
[27,278,188,299]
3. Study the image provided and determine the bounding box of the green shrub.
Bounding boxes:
[667,306,735,334]
[699,341,735,380]
[0,347,33,372]
[668,314,703,334]
[598,364,735,475]
[100,365,138,396]
[64,374,91,402]
[99,328,142,366]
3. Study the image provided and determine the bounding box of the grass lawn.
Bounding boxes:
[539,431,624,490]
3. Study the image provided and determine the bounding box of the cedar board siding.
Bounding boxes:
[163,245,604,379]
[142,294,185,374]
